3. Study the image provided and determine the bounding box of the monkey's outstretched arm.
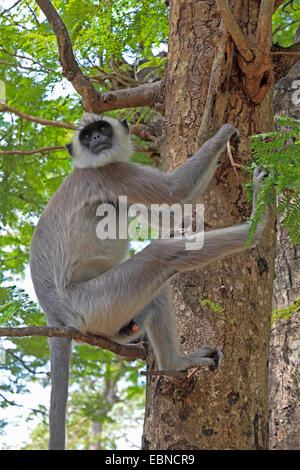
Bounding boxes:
[166,124,239,203]
[124,124,239,206]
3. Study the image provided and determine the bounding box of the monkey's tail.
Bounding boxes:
[48,336,72,450]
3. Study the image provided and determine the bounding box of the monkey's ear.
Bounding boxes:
[120,119,129,134]
[65,143,73,156]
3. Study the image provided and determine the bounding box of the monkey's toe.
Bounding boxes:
[209,348,223,370]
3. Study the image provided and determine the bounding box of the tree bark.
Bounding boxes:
[268,57,300,451]
[142,0,276,450]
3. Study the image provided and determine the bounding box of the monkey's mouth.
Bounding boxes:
[91,143,111,154]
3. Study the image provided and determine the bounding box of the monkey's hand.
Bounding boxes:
[219,123,240,144]
[216,124,240,164]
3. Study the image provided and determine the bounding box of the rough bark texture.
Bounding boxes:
[142,0,276,450]
[268,58,300,450]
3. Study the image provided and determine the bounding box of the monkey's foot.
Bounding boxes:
[183,345,223,370]
[253,166,268,194]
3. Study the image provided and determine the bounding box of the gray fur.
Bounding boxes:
[30,115,268,449]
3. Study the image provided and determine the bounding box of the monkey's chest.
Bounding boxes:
[71,202,129,262]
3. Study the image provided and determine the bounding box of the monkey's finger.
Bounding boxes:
[212,348,223,369]
[231,129,240,144]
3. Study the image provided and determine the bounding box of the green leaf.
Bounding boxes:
[247,117,300,246]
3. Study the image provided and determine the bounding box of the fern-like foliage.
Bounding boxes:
[272,299,300,325]
[200,299,225,313]
[247,116,300,246]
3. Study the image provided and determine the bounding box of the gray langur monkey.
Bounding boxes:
[30,113,269,449]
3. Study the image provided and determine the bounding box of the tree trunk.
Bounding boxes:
[142,0,275,450]
[268,56,300,450]
[88,421,103,450]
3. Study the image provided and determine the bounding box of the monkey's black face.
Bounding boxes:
[79,120,113,155]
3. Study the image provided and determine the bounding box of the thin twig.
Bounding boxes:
[6,0,23,11]
[0,146,66,156]
[0,104,76,129]
[0,59,41,72]
[227,140,240,180]
[0,392,47,415]
[140,370,187,378]
[226,141,251,175]
[270,51,300,55]
[6,349,49,376]
[272,19,300,36]
[0,47,58,74]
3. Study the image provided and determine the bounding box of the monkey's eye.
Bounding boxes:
[83,134,89,139]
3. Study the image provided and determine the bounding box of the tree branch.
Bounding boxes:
[198,0,244,140]
[272,42,300,81]
[34,0,164,112]
[215,0,254,62]
[35,0,99,111]
[274,0,284,11]
[273,0,295,12]
[0,104,76,129]
[0,326,147,361]
[256,0,275,53]
[6,0,23,11]
[98,81,164,112]
[0,146,66,155]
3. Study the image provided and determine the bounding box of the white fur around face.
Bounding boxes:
[71,114,132,169]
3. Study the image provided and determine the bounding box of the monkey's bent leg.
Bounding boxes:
[111,286,221,371]
[141,286,221,371]
[63,222,265,339]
